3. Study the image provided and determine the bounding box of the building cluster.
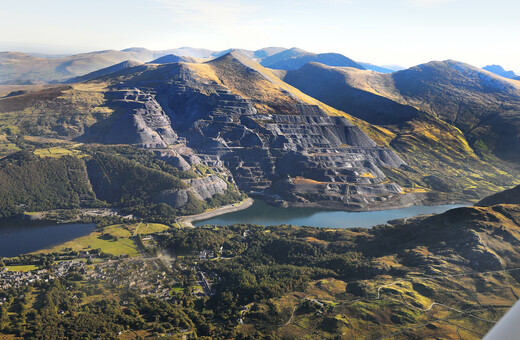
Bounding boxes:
[0,261,85,289]
[84,258,175,300]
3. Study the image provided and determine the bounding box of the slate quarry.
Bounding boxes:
[82,52,409,210]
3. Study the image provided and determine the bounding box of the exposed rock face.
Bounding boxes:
[82,52,409,210]
[155,74,406,208]
[102,88,178,148]
[154,145,202,171]
[187,175,228,200]
[155,175,228,208]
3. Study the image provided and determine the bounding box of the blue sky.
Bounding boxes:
[1,0,519,72]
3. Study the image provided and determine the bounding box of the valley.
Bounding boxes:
[1,186,520,338]
[0,44,519,339]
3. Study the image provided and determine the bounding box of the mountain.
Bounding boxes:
[234,47,287,61]
[483,64,518,79]
[0,50,413,211]
[1,46,371,84]
[2,51,519,209]
[0,48,219,84]
[477,184,520,206]
[358,62,395,73]
[153,47,220,59]
[283,60,520,198]
[260,47,365,70]
[66,60,143,83]
[0,49,159,84]
[148,54,200,64]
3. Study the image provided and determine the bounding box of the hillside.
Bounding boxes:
[0,48,215,84]
[260,47,365,71]
[0,140,240,220]
[483,64,518,79]
[66,60,144,83]
[283,61,520,199]
[147,54,200,64]
[0,46,372,84]
[0,51,411,211]
[1,51,519,209]
[156,187,520,339]
[0,50,157,84]
[477,184,520,206]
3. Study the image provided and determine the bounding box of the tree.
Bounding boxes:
[0,303,9,331]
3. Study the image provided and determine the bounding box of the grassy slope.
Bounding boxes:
[36,223,170,256]
[283,62,520,200]
[234,203,520,339]
[2,53,518,204]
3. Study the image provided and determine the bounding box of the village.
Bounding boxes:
[0,247,219,301]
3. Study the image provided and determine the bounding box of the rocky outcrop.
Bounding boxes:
[155,175,228,208]
[84,53,410,210]
[154,145,201,171]
[102,88,178,148]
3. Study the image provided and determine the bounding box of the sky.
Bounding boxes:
[1,0,519,72]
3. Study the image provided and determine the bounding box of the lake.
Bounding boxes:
[194,200,465,228]
[0,222,96,257]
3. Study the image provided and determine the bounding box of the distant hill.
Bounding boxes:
[0,49,160,84]
[233,47,287,62]
[0,46,375,84]
[0,47,291,84]
[2,49,520,205]
[358,62,395,73]
[483,64,517,79]
[66,60,143,83]
[148,54,200,64]
[260,47,365,71]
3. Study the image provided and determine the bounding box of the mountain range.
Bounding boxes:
[0,47,398,85]
[0,46,519,215]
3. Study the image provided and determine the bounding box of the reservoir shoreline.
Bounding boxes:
[179,198,254,228]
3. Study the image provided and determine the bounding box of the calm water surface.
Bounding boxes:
[0,223,95,257]
[194,200,465,228]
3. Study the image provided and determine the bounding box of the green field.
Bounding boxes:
[34,223,170,257]
[33,146,84,158]
[6,264,39,272]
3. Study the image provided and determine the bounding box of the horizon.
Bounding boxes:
[1,43,518,74]
[1,0,519,73]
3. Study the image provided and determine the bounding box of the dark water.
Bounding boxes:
[0,223,96,257]
[194,200,465,228]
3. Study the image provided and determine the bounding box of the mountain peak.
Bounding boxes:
[148,54,199,64]
[482,64,517,79]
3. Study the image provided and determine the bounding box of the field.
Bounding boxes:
[5,264,39,272]
[0,134,20,158]
[35,223,170,257]
[33,146,84,158]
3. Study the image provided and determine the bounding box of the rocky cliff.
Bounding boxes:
[0,51,418,211]
[79,51,408,210]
